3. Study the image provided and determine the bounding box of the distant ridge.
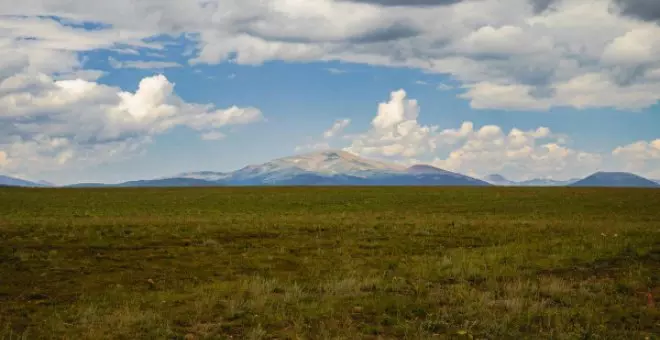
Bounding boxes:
[570,172,659,188]
[5,152,659,188]
[483,174,577,186]
[113,150,490,187]
[118,178,220,187]
[0,175,49,187]
[518,178,578,186]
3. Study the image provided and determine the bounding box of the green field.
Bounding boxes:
[1,187,659,339]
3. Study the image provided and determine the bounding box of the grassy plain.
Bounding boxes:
[0,187,659,339]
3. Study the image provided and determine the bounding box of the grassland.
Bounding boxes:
[0,187,659,339]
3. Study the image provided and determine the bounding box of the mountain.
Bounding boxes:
[117,178,220,187]
[407,164,453,175]
[517,178,578,186]
[176,171,230,182]
[484,174,515,186]
[569,172,659,188]
[230,150,406,183]
[152,150,490,187]
[0,175,48,187]
[484,174,578,186]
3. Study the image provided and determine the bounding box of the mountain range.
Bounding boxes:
[171,150,490,186]
[0,150,658,188]
[484,174,580,187]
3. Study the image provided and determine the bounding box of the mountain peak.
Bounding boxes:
[295,149,360,161]
[570,171,659,188]
[266,149,407,175]
[165,149,490,186]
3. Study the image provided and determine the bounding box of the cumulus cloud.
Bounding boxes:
[0,0,659,181]
[613,139,660,160]
[318,89,602,180]
[0,15,158,79]
[431,125,603,180]
[297,88,660,179]
[345,89,439,158]
[4,0,660,111]
[612,139,660,177]
[0,74,262,175]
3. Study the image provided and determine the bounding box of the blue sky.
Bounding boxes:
[1,0,660,184]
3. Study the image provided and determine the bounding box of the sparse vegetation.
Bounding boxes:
[1,187,659,339]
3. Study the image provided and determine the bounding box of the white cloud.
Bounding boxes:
[2,0,660,181]
[345,89,439,158]
[613,139,660,160]
[318,89,602,180]
[612,139,660,177]
[4,0,660,111]
[108,57,182,69]
[436,83,453,91]
[296,118,351,152]
[431,126,603,180]
[0,151,8,167]
[323,119,351,138]
[455,25,553,57]
[460,82,551,111]
[327,68,348,74]
[296,88,660,180]
[0,15,159,80]
[601,27,659,66]
[553,73,660,110]
[0,73,262,176]
[110,48,141,55]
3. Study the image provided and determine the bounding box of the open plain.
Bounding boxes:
[1,187,659,339]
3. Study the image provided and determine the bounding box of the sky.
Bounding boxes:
[1,0,660,185]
